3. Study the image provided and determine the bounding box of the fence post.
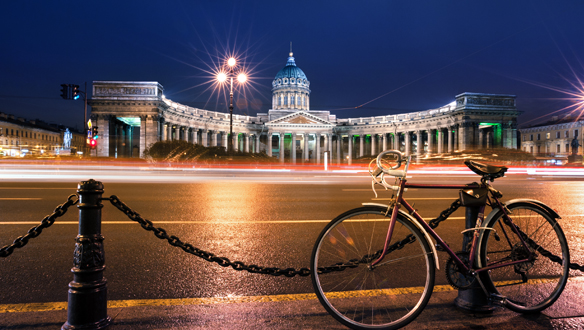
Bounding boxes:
[62,179,111,330]
[454,205,494,312]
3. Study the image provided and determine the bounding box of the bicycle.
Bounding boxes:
[311,150,570,330]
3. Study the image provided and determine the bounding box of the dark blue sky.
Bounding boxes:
[1,1,583,130]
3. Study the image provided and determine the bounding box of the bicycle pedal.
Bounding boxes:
[489,293,505,305]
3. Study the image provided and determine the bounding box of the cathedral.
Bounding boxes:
[89,51,519,162]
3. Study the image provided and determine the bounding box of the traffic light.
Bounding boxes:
[92,126,99,139]
[72,85,80,100]
[60,84,69,99]
[89,138,97,148]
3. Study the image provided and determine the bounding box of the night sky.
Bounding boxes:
[1,1,583,131]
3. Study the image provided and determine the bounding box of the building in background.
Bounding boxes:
[0,112,85,157]
[519,115,584,164]
[89,52,521,162]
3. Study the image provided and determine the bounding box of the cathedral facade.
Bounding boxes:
[88,52,520,163]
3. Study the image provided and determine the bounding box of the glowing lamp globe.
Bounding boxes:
[227,57,236,67]
[217,72,227,83]
[237,73,247,83]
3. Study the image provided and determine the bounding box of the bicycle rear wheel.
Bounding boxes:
[478,202,569,313]
[311,206,435,330]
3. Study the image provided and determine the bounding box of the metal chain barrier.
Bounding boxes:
[0,194,79,258]
[107,195,311,277]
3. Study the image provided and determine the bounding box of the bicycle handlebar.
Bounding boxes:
[376,149,404,172]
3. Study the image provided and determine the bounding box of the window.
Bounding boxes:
[556,132,560,138]
[575,129,579,138]
[557,144,561,153]
[530,146,534,154]
[546,133,550,139]
[566,131,569,138]
[537,145,541,153]
[537,133,541,140]
[530,134,533,141]
[566,144,570,152]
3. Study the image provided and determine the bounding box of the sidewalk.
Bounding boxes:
[2,279,583,330]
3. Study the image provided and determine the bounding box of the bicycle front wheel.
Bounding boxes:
[478,202,569,313]
[311,206,435,330]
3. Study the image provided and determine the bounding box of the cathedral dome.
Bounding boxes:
[272,51,311,111]
[272,52,310,88]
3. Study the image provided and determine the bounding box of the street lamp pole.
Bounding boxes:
[217,57,246,154]
[229,76,234,153]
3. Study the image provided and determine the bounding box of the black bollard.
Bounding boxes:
[62,179,111,330]
[454,205,495,312]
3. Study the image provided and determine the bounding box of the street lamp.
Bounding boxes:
[217,57,247,153]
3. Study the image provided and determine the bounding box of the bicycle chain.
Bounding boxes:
[518,226,584,272]
[108,195,311,277]
[0,194,79,258]
[317,199,462,274]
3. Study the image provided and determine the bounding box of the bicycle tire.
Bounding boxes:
[478,202,569,313]
[311,206,435,329]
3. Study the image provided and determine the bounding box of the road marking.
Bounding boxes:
[371,198,456,200]
[3,277,581,313]
[0,187,74,190]
[0,217,466,225]
[0,198,42,200]
[0,286,454,313]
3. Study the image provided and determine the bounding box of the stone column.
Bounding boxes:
[394,132,400,151]
[427,129,433,155]
[348,135,353,165]
[162,123,168,141]
[416,131,422,158]
[174,126,180,142]
[267,133,273,157]
[255,134,260,153]
[232,133,238,152]
[223,133,228,151]
[280,133,285,163]
[200,130,207,147]
[304,133,309,162]
[183,127,189,142]
[316,134,321,164]
[245,134,250,152]
[448,127,453,152]
[438,128,444,154]
[371,134,376,156]
[478,128,484,149]
[382,133,387,151]
[405,132,411,156]
[96,115,110,157]
[292,133,297,163]
[336,134,341,164]
[140,115,158,158]
[459,124,467,151]
[167,124,173,141]
[359,134,364,157]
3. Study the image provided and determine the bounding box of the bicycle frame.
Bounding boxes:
[371,177,536,277]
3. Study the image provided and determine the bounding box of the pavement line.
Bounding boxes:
[4,277,583,313]
[372,198,456,200]
[0,187,74,190]
[0,198,42,200]
[0,217,467,225]
[0,285,457,313]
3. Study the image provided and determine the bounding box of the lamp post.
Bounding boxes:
[217,57,247,153]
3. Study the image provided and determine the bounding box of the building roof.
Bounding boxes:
[274,52,308,81]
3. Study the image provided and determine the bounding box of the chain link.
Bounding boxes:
[0,194,79,258]
[107,195,311,277]
[519,226,584,272]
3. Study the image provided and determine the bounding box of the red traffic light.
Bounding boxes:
[89,138,97,148]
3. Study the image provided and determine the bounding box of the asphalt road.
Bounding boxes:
[1,169,583,310]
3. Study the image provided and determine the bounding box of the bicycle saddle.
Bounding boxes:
[464,160,508,181]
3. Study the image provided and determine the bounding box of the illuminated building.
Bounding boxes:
[89,52,520,162]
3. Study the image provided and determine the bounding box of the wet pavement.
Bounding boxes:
[2,278,583,329]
